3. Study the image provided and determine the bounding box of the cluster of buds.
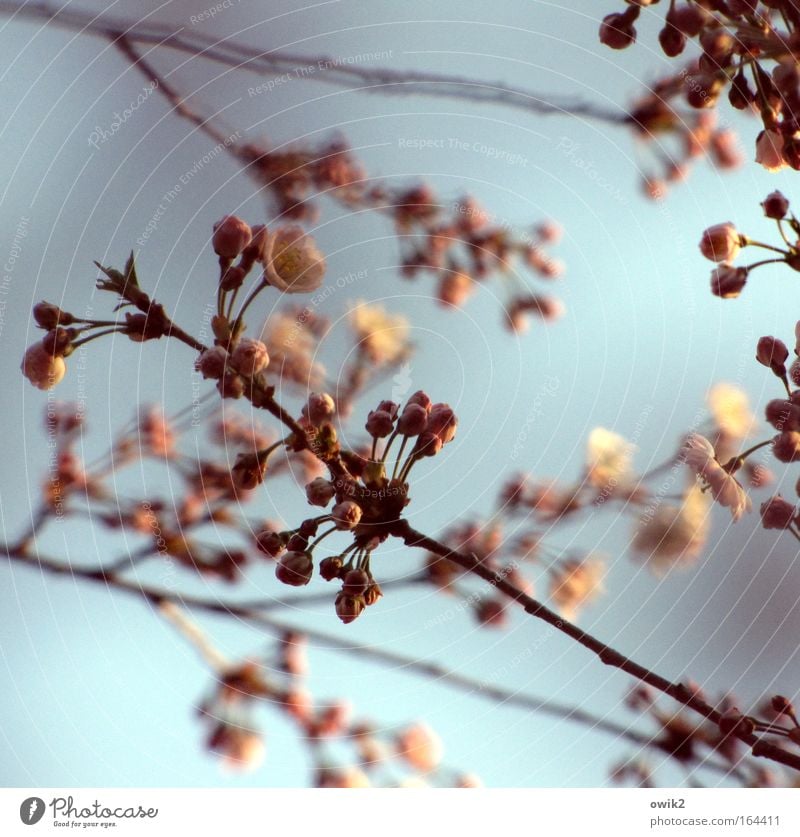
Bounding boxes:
[699,197,800,299]
[627,78,742,200]
[256,391,458,623]
[602,1,800,173]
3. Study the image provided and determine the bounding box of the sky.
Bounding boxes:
[2,0,800,788]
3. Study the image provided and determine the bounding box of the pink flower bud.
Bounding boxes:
[212,215,252,259]
[364,581,383,606]
[231,338,270,376]
[319,555,343,581]
[415,431,443,458]
[305,477,335,507]
[760,496,796,529]
[710,264,747,299]
[773,431,800,463]
[21,342,66,390]
[332,500,362,530]
[407,391,432,412]
[195,346,228,380]
[397,403,428,436]
[756,336,789,375]
[762,190,790,219]
[303,392,335,427]
[365,409,395,438]
[599,12,637,50]
[33,301,73,329]
[699,223,742,263]
[335,592,365,624]
[275,551,313,586]
[342,568,370,597]
[376,400,399,418]
[765,399,800,431]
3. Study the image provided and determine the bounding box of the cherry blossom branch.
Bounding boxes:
[0,2,625,125]
[388,519,800,773]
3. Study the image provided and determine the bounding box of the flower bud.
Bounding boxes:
[771,695,794,716]
[699,223,742,263]
[21,342,66,390]
[365,409,395,438]
[319,555,344,581]
[407,391,432,412]
[658,24,686,58]
[33,301,73,329]
[415,431,443,458]
[718,709,755,738]
[710,265,747,299]
[773,431,800,463]
[762,191,790,220]
[231,338,270,376]
[765,399,800,431]
[286,533,308,552]
[332,500,362,530]
[231,451,268,490]
[397,403,428,436]
[303,392,335,427]
[755,130,787,173]
[305,477,335,507]
[213,215,252,259]
[364,581,383,606]
[195,346,228,380]
[335,591,365,624]
[342,568,370,597]
[760,496,796,529]
[217,370,245,399]
[255,530,286,558]
[599,12,637,50]
[275,551,313,586]
[426,403,458,444]
[756,336,789,376]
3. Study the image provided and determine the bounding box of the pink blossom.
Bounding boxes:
[263,225,326,293]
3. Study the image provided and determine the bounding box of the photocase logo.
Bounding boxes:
[19,797,45,825]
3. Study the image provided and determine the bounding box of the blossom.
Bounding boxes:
[681,433,751,521]
[632,485,710,574]
[549,557,605,621]
[349,301,410,364]
[21,342,66,390]
[332,500,362,530]
[707,383,755,443]
[586,427,635,488]
[263,225,326,293]
[755,129,788,173]
[699,223,742,263]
